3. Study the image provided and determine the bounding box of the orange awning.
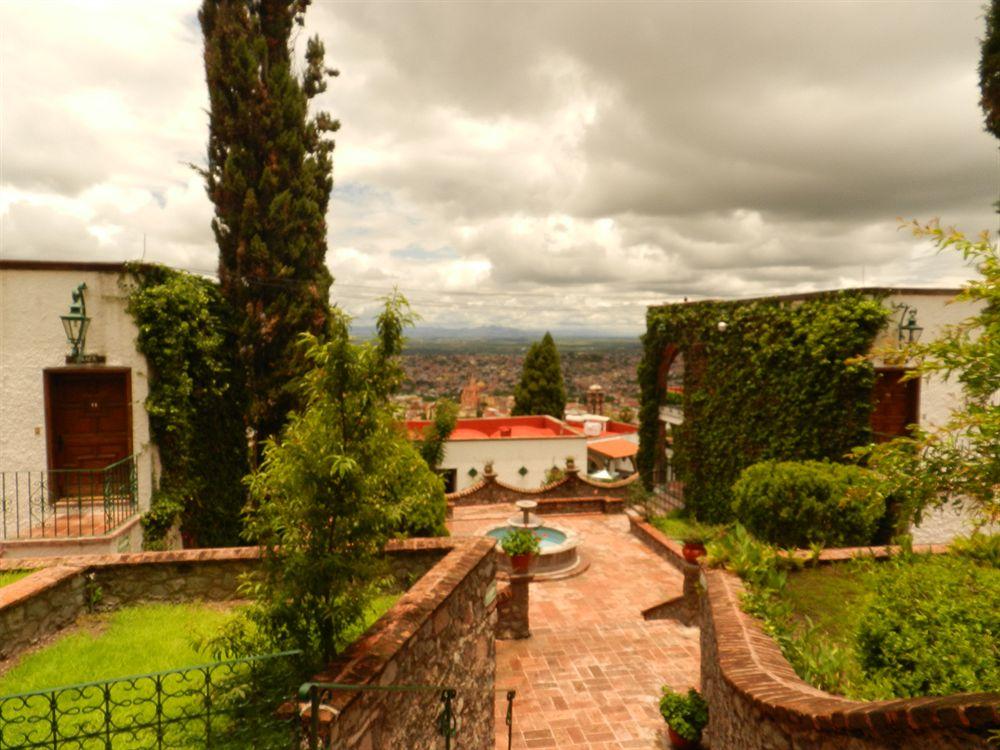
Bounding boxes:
[588,438,638,459]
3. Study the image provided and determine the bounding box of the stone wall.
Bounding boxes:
[700,568,998,749]
[306,537,497,750]
[0,548,262,663]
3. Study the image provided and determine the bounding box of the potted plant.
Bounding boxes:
[501,528,541,574]
[659,687,708,749]
[681,526,710,563]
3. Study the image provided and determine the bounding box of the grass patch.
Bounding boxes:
[0,595,400,748]
[0,602,238,694]
[0,570,32,589]
[782,563,876,646]
[650,510,723,543]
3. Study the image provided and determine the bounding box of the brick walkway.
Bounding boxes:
[449,508,701,750]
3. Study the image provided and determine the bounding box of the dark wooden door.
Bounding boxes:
[48,371,131,496]
[871,369,919,442]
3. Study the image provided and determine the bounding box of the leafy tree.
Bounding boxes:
[222,296,447,666]
[418,398,458,470]
[856,221,999,527]
[199,0,339,449]
[512,332,567,417]
[980,0,1000,140]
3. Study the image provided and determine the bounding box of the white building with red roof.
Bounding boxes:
[405,415,588,492]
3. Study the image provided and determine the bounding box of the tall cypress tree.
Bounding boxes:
[512,332,567,417]
[980,0,1000,141]
[199,0,339,446]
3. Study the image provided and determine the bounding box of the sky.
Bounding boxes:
[0,1,997,335]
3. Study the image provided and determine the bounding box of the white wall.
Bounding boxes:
[873,291,986,543]
[440,436,588,491]
[872,291,984,431]
[0,267,156,524]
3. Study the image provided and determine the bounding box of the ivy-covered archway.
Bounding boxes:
[638,291,890,522]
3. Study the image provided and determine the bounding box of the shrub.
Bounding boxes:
[730,460,883,548]
[658,687,708,742]
[856,556,1000,697]
[951,532,1000,567]
[501,528,541,556]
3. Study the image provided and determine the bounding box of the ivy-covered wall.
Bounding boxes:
[638,292,890,522]
[122,263,249,547]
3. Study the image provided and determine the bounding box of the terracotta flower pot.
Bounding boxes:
[667,726,699,749]
[510,553,533,574]
[682,542,706,563]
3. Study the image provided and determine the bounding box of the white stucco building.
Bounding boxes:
[0,261,156,557]
[406,415,589,492]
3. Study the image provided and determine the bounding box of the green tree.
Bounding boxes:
[856,221,999,527]
[226,296,447,666]
[980,0,1000,140]
[418,398,458,470]
[199,0,339,449]
[512,332,567,417]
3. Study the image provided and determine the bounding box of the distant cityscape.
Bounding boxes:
[397,344,642,421]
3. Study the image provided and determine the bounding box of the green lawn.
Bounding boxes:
[782,563,876,646]
[0,595,401,749]
[0,570,32,589]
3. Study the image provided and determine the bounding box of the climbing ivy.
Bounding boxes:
[122,263,249,548]
[638,292,890,523]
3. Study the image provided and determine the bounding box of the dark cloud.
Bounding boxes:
[1,0,995,334]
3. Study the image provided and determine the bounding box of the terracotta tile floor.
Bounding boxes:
[449,508,701,750]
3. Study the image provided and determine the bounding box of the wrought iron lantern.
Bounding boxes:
[897,305,923,344]
[60,283,90,361]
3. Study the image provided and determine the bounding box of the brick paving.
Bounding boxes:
[449,508,701,750]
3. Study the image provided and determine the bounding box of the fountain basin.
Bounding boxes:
[485,522,582,577]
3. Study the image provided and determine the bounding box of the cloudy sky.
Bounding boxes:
[1,1,996,334]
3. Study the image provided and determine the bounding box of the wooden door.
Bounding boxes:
[871,369,919,443]
[47,370,131,497]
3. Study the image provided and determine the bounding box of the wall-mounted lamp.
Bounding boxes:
[60,283,90,361]
[897,305,923,344]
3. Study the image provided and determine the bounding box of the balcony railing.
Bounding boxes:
[0,455,138,541]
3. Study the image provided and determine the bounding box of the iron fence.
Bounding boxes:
[0,651,302,750]
[0,455,137,541]
[0,653,514,750]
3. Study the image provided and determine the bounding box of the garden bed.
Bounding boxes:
[770,550,999,700]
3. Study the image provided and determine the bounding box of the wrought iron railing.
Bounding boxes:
[0,651,302,750]
[0,655,514,750]
[0,455,138,541]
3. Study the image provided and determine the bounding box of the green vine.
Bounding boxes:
[639,292,890,522]
[122,263,249,548]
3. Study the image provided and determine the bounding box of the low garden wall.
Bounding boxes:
[0,548,260,662]
[627,510,998,748]
[447,465,635,508]
[305,537,498,749]
[700,568,998,749]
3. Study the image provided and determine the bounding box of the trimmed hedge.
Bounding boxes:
[730,460,883,548]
